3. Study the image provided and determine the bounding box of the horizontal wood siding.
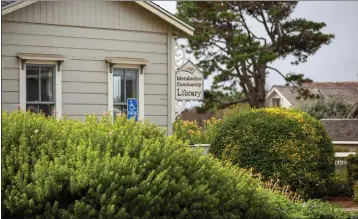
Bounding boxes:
[3,1,168,33]
[1,1,170,127]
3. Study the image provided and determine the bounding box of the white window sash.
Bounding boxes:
[19,59,62,119]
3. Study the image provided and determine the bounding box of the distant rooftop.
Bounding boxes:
[271,82,358,106]
[321,119,358,142]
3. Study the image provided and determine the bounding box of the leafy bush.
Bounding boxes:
[173,117,220,144]
[297,97,358,119]
[326,171,353,197]
[347,151,358,186]
[335,146,351,152]
[354,181,358,203]
[210,108,335,199]
[2,111,351,219]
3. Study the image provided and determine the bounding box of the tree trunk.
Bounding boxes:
[247,66,267,109]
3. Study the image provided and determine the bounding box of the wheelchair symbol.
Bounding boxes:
[129,101,136,111]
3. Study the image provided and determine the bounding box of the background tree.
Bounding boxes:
[176,2,334,109]
[297,98,358,119]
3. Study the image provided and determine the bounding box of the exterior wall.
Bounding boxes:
[265,92,292,108]
[1,1,170,129]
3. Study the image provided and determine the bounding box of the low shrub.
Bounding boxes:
[210,108,335,199]
[347,151,358,186]
[326,171,353,197]
[2,111,351,218]
[335,146,351,152]
[172,117,220,144]
[354,181,358,203]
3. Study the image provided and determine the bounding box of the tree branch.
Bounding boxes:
[218,98,249,109]
[259,10,275,43]
[267,66,299,90]
[238,9,267,45]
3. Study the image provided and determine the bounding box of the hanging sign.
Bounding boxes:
[175,60,204,101]
[127,98,138,121]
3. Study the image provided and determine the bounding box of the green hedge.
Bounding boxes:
[210,108,335,199]
[354,182,358,204]
[348,151,358,186]
[1,111,351,218]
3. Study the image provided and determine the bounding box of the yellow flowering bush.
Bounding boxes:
[173,117,221,144]
[210,107,335,199]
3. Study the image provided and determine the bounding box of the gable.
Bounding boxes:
[2,1,193,36]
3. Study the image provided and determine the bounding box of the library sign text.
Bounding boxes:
[175,60,204,101]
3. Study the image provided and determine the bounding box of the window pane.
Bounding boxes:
[40,66,54,102]
[113,69,124,104]
[125,70,137,100]
[39,104,54,116]
[26,66,39,101]
[26,104,38,113]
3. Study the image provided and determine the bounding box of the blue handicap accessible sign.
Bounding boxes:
[127,98,138,121]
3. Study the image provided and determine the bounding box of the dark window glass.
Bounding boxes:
[40,66,54,102]
[126,70,136,99]
[112,69,138,119]
[26,64,55,116]
[26,66,39,101]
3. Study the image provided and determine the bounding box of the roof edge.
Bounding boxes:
[135,1,194,36]
[2,1,194,37]
[2,1,36,16]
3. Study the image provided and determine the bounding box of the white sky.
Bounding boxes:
[154,1,358,90]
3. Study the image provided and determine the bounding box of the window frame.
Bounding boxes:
[113,68,139,115]
[19,59,62,118]
[272,98,281,107]
[107,63,144,121]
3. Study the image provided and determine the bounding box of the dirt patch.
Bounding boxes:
[326,197,358,209]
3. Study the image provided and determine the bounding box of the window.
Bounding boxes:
[113,68,138,118]
[272,98,281,107]
[26,64,56,116]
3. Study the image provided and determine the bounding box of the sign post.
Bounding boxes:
[127,98,138,122]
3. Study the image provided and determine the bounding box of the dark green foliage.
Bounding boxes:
[2,111,352,218]
[176,2,334,109]
[326,172,353,197]
[354,182,358,203]
[347,152,358,187]
[210,108,335,199]
[297,98,358,119]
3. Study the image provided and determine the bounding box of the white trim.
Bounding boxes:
[19,58,26,111]
[2,1,36,16]
[18,59,62,118]
[107,62,113,115]
[107,64,144,121]
[105,57,148,66]
[56,63,62,119]
[2,1,194,37]
[135,2,194,36]
[167,26,173,134]
[171,36,176,127]
[333,141,358,145]
[266,87,293,107]
[335,152,356,157]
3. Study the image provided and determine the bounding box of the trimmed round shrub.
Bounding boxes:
[2,111,348,218]
[210,108,335,199]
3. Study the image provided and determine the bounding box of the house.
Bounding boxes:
[321,119,358,152]
[1,1,194,134]
[265,82,358,107]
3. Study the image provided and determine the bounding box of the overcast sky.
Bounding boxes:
[154,1,358,90]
